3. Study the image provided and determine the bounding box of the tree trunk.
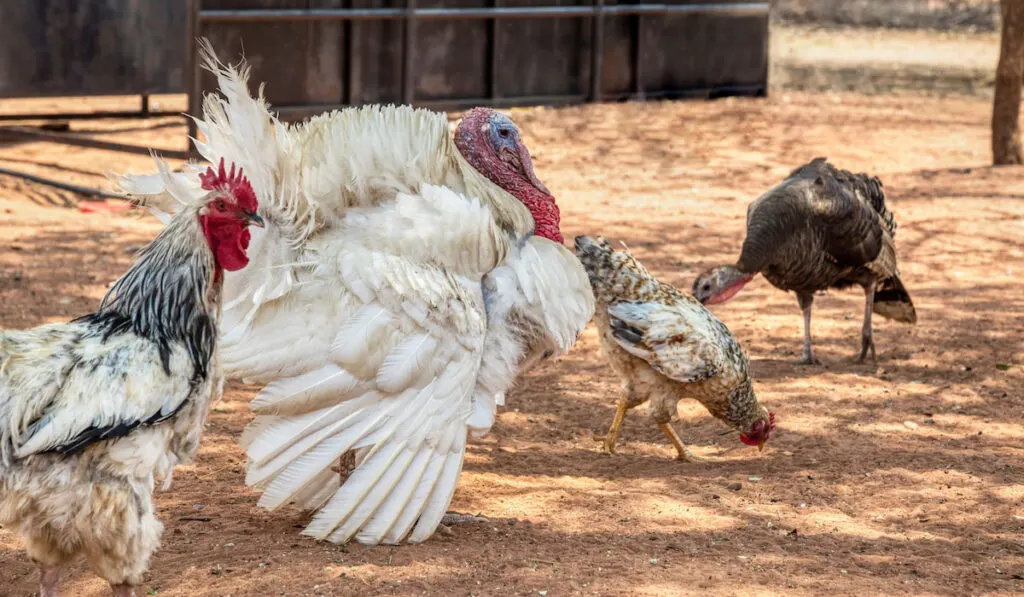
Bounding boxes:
[993,0,1024,165]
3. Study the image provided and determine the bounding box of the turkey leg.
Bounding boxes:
[39,565,60,597]
[796,292,820,365]
[856,281,877,363]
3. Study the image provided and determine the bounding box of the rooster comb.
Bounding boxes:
[199,158,258,212]
[768,411,776,429]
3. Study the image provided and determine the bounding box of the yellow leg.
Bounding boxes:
[659,423,701,462]
[602,398,632,455]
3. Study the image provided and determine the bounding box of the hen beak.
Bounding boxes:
[757,441,765,452]
[246,211,265,228]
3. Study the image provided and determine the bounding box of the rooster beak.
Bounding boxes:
[757,441,765,452]
[246,211,265,228]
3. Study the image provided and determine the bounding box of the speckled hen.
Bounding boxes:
[575,236,774,461]
[692,158,916,364]
[0,159,262,597]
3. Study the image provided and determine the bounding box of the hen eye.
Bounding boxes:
[216,200,226,210]
[702,283,710,291]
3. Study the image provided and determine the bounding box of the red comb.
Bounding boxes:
[199,158,258,212]
[768,412,776,430]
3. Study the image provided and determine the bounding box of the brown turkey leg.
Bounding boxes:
[796,292,820,365]
[39,565,60,597]
[110,584,136,597]
[855,281,877,363]
[658,423,702,462]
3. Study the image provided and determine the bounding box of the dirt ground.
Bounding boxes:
[2,31,1024,597]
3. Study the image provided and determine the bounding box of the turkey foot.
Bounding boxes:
[110,584,136,597]
[854,333,876,363]
[39,565,60,597]
[854,281,877,363]
[659,423,702,462]
[796,351,822,366]
[602,398,632,455]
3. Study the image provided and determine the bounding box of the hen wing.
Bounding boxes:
[605,299,726,384]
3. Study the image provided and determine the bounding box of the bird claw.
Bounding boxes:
[675,449,704,463]
[796,355,822,366]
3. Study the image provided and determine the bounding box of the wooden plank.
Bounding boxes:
[348,0,405,104]
[199,0,348,109]
[640,1,768,94]
[0,0,185,98]
[495,0,589,98]
[412,0,490,102]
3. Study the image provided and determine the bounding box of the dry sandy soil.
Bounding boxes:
[1,34,1024,597]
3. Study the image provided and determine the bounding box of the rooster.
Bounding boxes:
[574,236,774,461]
[0,159,262,597]
[691,158,916,364]
[117,43,594,546]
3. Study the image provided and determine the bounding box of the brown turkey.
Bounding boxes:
[691,158,916,364]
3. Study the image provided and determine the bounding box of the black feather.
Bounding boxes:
[55,401,190,456]
[609,317,645,346]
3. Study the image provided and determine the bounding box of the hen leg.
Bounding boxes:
[658,423,701,462]
[110,585,136,597]
[602,391,644,455]
[796,292,820,365]
[855,280,877,363]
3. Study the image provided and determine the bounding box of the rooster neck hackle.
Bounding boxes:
[75,213,219,384]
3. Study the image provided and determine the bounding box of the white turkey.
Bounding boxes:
[118,42,594,546]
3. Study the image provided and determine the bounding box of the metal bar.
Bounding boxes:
[589,0,604,101]
[267,85,762,117]
[186,0,201,153]
[198,3,769,22]
[0,166,128,200]
[403,0,417,104]
[0,126,190,160]
[0,110,182,122]
[141,94,150,117]
[269,93,590,118]
[634,12,643,97]
[488,0,500,100]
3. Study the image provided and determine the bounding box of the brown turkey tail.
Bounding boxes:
[873,274,916,324]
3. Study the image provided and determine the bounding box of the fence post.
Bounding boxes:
[403,0,417,105]
[590,0,604,102]
[186,0,201,154]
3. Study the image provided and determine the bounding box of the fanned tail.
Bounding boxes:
[873,274,916,324]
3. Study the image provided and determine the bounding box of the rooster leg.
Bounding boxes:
[855,281,877,363]
[39,565,60,597]
[602,394,640,455]
[796,292,820,365]
[658,423,701,462]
